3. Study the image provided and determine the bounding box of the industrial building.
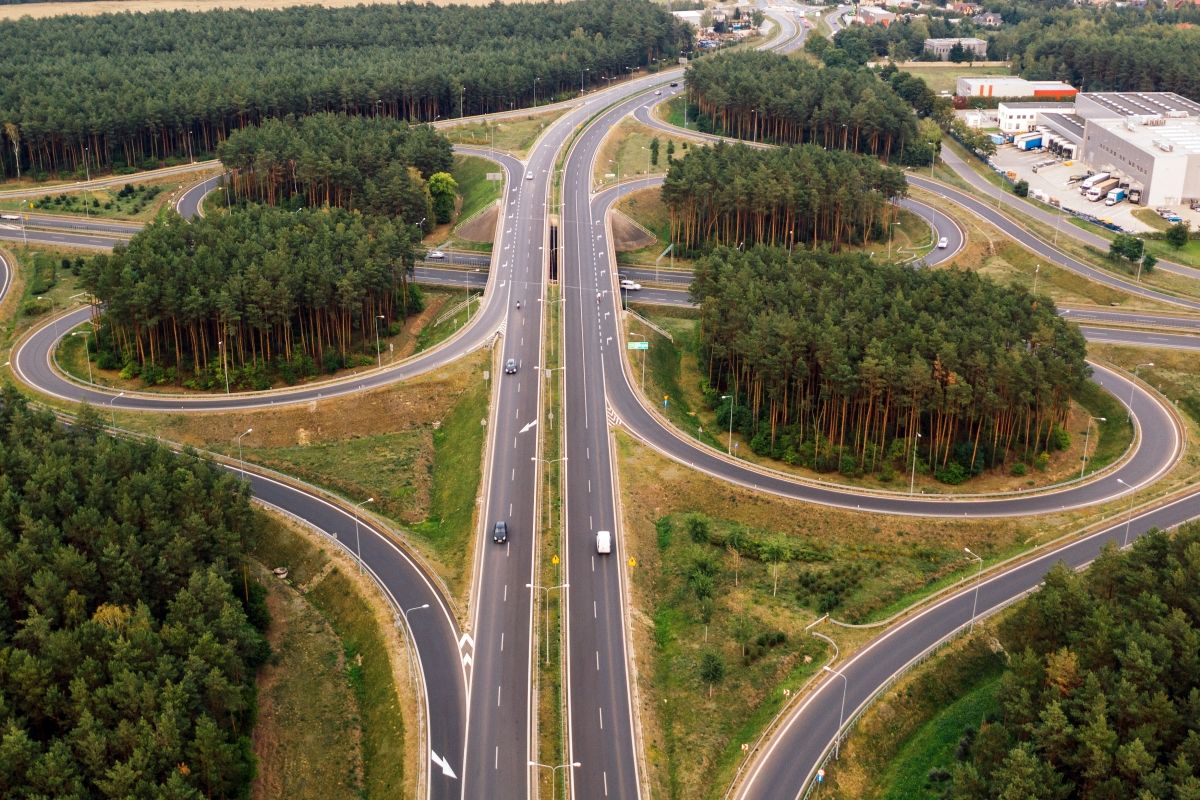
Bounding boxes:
[923,37,988,60]
[956,76,1078,100]
[998,102,1074,134]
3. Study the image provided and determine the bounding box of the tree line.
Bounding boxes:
[0,387,268,798]
[216,113,452,223]
[691,246,1089,482]
[0,0,692,179]
[682,51,918,161]
[661,142,908,252]
[82,205,422,389]
[950,523,1200,799]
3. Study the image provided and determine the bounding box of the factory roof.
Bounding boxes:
[1080,91,1200,118]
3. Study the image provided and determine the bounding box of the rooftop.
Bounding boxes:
[1081,91,1200,118]
[1092,115,1200,156]
[999,102,1075,110]
[1039,112,1086,145]
[925,36,987,44]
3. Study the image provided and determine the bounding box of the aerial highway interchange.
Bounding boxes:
[4,5,1200,799]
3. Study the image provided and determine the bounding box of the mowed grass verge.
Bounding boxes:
[251,511,413,799]
[616,432,1046,799]
[452,154,503,223]
[442,106,569,158]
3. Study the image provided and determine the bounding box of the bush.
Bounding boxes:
[1034,451,1050,471]
[1010,462,1028,477]
[1013,179,1029,197]
[935,461,968,485]
[1166,221,1190,248]
[686,513,711,544]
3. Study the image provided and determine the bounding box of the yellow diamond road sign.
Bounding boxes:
[551,554,559,565]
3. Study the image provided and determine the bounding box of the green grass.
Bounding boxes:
[414,290,479,353]
[0,181,177,221]
[896,64,1010,95]
[875,674,1001,799]
[1074,380,1131,477]
[452,154,502,224]
[251,513,406,798]
[409,364,488,590]
[442,107,567,158]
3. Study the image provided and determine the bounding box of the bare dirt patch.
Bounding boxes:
[456,202,498,243]
[612,209,656,252]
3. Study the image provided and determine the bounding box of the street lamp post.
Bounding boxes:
[909,430,923,495]
[581,66,589,95]
[887,220,900,261]
[235,427,253,481]
[822,665,849,759]
[964,547,983,631]
[108,391,125,429]
[460,85,466,119]
[527,581,569,664]
[1033,263,1040,295]
[1128,362,1153,420]
[83,145,91,219]
[71,329,94,383]
[630,332,648,391]
[1080,416,1106,479]
[353,497,375,573]
[608,158,620,199]
[1117,478,1137,548]
[528,760,581,800]
[534,76,540,106]
[720,393,735,454]
[403,603,429,621]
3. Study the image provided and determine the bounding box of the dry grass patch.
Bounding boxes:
[616,431,1047,800]
[441,107,569,159]
[594,118,696,190]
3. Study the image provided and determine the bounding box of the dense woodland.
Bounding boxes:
[0,0,691,179]
[828,3,1200,98]
[952,524,1200,799]
[82,206,422,388]
[216,113,451,222]
[661,143,908,252]
[0,389,268,798]
[683,52,918,161]
[691,247,1089,481]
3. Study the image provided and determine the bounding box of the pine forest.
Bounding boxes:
[0,390,268,798]
[661,142,908,252]
[0,0,692,179]
[691,247,1089,481]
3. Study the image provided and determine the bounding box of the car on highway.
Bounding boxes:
[655,90,662,96]
[427,250,446,259]
[504,358,518,374]
[937,236,949,249]
[619,279,642,291]
[493,521,508,544]
[596,530,612,554]
[669,81,679,87]
[526,171,534,180]
[0,213,19,221]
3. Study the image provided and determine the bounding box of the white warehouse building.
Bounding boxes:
[997,102,1074,134]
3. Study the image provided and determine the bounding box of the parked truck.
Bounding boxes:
[1079,172,1110,193]
[1086,177,1119,202]
[1128,186,1143,204]
[1104,187,1127,206]
[1016,134,1043,151]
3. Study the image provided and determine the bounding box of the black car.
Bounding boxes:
[669,81,679,88]
[493,521,508,544]
[505,358,518,374]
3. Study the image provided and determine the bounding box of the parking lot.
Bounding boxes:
[990,145,1200,234]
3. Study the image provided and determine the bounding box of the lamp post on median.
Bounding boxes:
[822,665,849,760]
[353,497,375,573]
[235,427,253,481]
[71,328,94,384]
[108,391,124,429]
[608,158,620,200]
[527,581,569,664]
[529,760,580,800]
[964,547,983,632]
[909,430,923,495]
[1080,416,1106,480]
[1128,362,1153,420]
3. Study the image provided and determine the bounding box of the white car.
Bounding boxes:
[655,90,662,96]
[427,250,446,259]
[596,530,612,554]
[619,279,642,291]
[937,237,949,249]
[0,213,19,221]
[526,171,534,180]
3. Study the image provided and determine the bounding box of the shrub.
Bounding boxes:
[1013,179,1029,197]
[1010,462,1028,477]
[935,461,968,485]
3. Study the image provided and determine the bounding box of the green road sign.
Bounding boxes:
[627,341,649,350]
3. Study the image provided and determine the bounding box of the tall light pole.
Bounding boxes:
[580,66,589,95]
[83,145,91,219]
[403,602,429,621]
[608,158,620,200]
[375,314,386,368]
[526,581,569,664]
[887,220,900,261]
[721,393,735,454]
[108,391,125,429]
[71,329,94,384]
[822,665,849,759]
[534,76,540,107]
[963,547,983,631]
[909,430,923,495]
[1032,263,1040,295]
[1128,362,1153,420]
[1080,416,1106,479]
[235,427,253,481]
[630,332,648,391]
[528,760,580,800]
[218,338,230,394]
[353,497,375,573]
[1116,477,1138,548]
[460,85,465,119]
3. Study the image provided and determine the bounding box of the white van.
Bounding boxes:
[596,530,612,554]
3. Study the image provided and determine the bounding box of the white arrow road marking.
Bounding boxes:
[431,750,459,779]
[519,419,538,434]
[459,633,474,669]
